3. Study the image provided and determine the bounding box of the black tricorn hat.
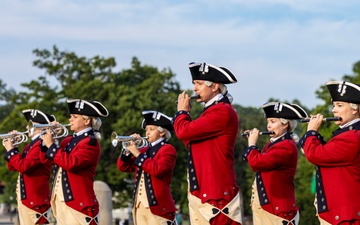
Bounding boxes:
[22,109,56,124]
[326,81,360,104]
[262,102,308,119]
[141,110,173,131]
[189,62,237,84]
[67,99,109,117]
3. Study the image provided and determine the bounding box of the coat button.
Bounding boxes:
[335,215,339,220]
[203,194,207,197]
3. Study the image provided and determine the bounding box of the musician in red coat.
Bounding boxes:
[117,110,177,225]
[40,99,109,225]
[174,62,242,225]
[3,109,55,224]
[243,102,308,225]
[300,81,360,225]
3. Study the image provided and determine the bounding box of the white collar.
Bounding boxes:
[150,137,165,146]
[74,127,92,136]
[31,133,41,141]
[204,93,223,108]
[339,118,360,129]
[270,132,287,143]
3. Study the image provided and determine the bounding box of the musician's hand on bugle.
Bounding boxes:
[41,129,55,148]
[177,91,191,113]
[125,134,141,157]
[247,128,259,146]
[3,130,17,151]
[307,113,323,132]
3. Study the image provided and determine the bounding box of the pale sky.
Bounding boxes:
[1,0,360,108]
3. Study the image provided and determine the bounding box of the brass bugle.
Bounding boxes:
[28,121,71,139]
[300,117,342,123]
[241,131,275,137]
[111,132,149,149]
[175,95,200,103]
[0,132,29,146]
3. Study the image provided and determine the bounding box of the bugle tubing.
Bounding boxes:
[28,121,71,139]
[111,132,149,149]
[300,117,342,123]
[0,131,28,146]
[241,131,275,137]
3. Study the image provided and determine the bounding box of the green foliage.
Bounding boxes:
[0,46,359,225]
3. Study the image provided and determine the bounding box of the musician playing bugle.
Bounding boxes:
[299,81,360,225]
[242,102,307,225]
[40,99,108,225]
[117,110,177,225]
[3,109,56,225]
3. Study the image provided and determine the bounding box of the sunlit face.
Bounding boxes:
[69,114,91,133]
[266,118,288,138]
[193,80,220,103]
[332,101,359,126]
[145,125,164,143]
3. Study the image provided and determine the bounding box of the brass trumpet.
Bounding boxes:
[0,132,29,146]
[111,132,149,150]
[28,121,71,139]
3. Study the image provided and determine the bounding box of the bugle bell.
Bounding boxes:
[0,131,28,146]
[111,132,149,149]
[28,120,71,139]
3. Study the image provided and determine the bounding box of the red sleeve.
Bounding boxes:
[117,152,136,172]
[140,144,176,178]
[174,103,235,142]
[247,141,297,172]
[303,132,360,167]
[7,142,42,173]
[51,137,100,172]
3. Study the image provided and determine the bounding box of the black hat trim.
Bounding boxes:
[262,102,308,119]
[22,109,56,124]
[67,99,109,117]
[189,62,237,83]
[326,81,360,104]
[141,110,173,131]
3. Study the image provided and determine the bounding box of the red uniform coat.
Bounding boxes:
[5,137,51,217]
[40,130,100,216]
[300,122,360,225]
[173,100,239,204]
[242,133,299,215]
[117,140,177,221]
